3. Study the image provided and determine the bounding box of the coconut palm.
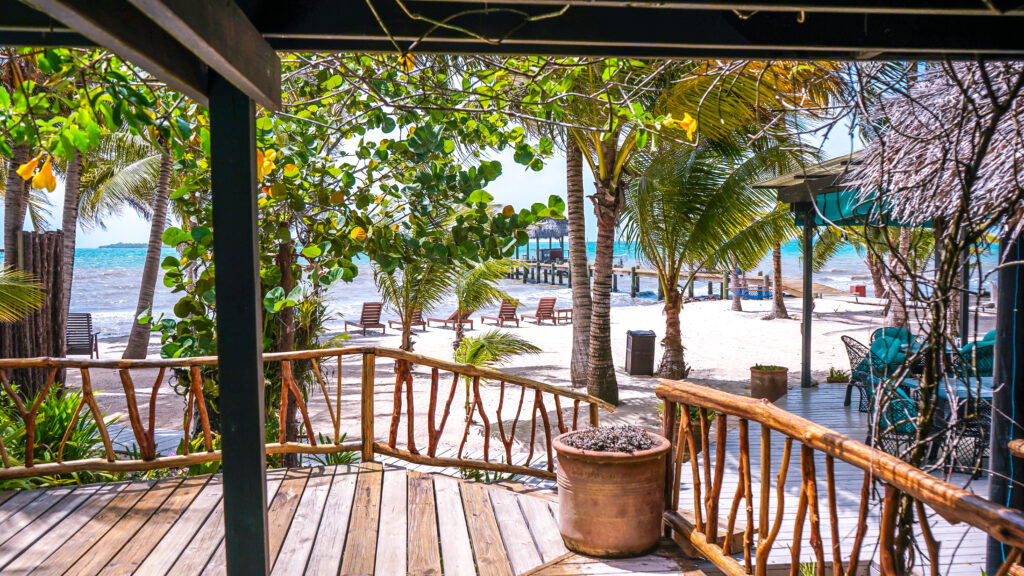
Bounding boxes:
[454,329,540,368]
[451,259,516,349]
[374,258,456,352]
[0,267,44,322]
[622,136,802,378]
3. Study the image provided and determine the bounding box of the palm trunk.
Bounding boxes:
[587,151,621,406]
[122,143,172,359]
[60,150,83,335]
[885,229,912,329]
[657,287,687,378]
[730,267,743,311]
[867,251,887,299]
[4,144,29,268]
[565,135,591,389]
[769,242,789,319]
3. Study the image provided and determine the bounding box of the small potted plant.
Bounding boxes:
[750,364,789,401]
[553,425,670,558]
[826,367,850,384]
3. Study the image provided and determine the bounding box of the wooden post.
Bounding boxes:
[801,209,815,387]
[988,229,1024,572]
[522,266,528,284]
[589,403,599,427]
[708,281,713,297]
[361,352,376,461]
[722,272,729,299]
[630,267,638,298]
[209,73,268,575]
[612,271,618,292]
[661,399,677,530]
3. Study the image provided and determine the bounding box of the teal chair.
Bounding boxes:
[956,341,994,378]
[873,386,919,459]
[869,336,908,378]
[871,327,913,344]
[981,329,996,344]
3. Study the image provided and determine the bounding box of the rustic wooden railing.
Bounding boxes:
[0,346,612,481]
[657,379,1024,576]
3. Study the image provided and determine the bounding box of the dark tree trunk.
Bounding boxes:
[60,150,83,338]
[0,231,65,396]
[587,139,620,405]
[769,243,789,319]
[4,144,29,268]
[657,288,688,378]
[565,134,591,389]
[123,143,172,359]
[276,238,299,466]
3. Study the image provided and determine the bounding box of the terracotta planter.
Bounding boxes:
[553,432,671,558]
[750,366,788,402]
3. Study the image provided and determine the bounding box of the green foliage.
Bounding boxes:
[828,367,850,381]
[458,467,515,484]
[173,434,223,477]
[0,267,45,323]
[306,433,360,467]
[453,330,541,368]
[752,364,786,371]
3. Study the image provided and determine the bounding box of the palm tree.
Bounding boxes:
[0,267,44,322]
[454,329,541,368]
[451,259,516,350]
[564,135,591,389]
[374,258,456,352]
[622,137,801,378]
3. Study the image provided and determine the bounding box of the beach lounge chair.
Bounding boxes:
[481,300,520,327]
[66,312,99,358]
[522,297,557,325]
[388,309,426,331]
[345,302,385,335]
[427,309,474,330]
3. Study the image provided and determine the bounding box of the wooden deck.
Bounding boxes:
[0,462,702,575]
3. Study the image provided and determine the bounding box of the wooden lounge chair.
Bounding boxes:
[522,297,557,325]
[66,312,99,358]
[388,309,427,331]
[481,300,520,327]
[427,309,474,330]
[345,302,385,335]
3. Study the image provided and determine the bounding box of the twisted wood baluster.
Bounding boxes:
[79,368,114,463]
[471,376,490,462]
[845,470,872,575]
[756,437,792,576]
[147,368,165,453]
[118,370,154,460]
[995,548,1022,576]
[741,420,755,572]
[914,499,940,576]
[283,364,315,448]
[671,409,687,512]
[700,408,713,537]
[427,368,439,453]
[405,363,417,454]
[789,446,811,576]
[189,366,214,451]
[706,412,727,545]
[0,367,58,467]
[183,383,195,455]
[336,355,343,443]
[804,447,826,576]
[527,391,538,466]
[679,403,703,532]
[309,358,339,443]
[535,390,554,471]
[878,485,899,575]
[497,385,526,465]
[824,455,843,576]
[572,399,580,430]
[553,396,567,434]
[429,372,460,457]
[722,460,745,557]
[56,395,86,463]
[760,425,771,544]
[388,360,406,449]
[457,378,478,459]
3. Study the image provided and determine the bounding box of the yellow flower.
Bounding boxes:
[391,223,400,231]
[374,195,383,203]
[32,156,56,192]
[501,205,515,217]
[398,53,415,73]
[257,149,277,180]
[661,113,697,141]
[349,226,367,241]
[16,153,42,180]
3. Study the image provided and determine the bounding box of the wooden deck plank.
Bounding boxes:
[462,481,515,576]
[175,470,287,576]
[339,462,384,576]
[133,475,224,576]
[407,471,442,576]
[489,487,544,574]
[270,465,337,576]
[528,539,703,575]
[0,488,46,526]
[375,467,408,576]
[0,484,101,570]
[0,485,76,548]
[63,477,184,575]
[433,475,477,576]
[30,481,155,574]
[266,467,313,567]
[305,465,359,576]
[517,494,567,564]
[97,475,210,575]
[2,482,127,575]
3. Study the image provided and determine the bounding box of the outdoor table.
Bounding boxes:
[556,308,573,324]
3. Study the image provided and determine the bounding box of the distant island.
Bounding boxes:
[99,242,147,249]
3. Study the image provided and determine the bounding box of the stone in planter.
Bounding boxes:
[553,426,670,558]
[750,365,788,402]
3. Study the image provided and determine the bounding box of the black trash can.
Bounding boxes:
[625,330,656,376]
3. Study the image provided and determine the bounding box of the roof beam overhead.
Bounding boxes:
[124,0,281,110]
[20,0,208,105]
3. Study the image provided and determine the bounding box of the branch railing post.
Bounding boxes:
[361,352,376,462]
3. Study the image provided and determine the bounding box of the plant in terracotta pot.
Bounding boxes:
[553,425,670,558]
[750,364,789,401]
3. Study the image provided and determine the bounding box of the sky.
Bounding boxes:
[26,119,859,248]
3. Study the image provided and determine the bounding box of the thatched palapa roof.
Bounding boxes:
[850,63,1024,229]
[526,218,569,240]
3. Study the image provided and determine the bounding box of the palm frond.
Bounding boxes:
[453,330,541,368]
[0,267,44,323]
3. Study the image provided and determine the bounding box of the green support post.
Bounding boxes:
[630,267,638,298]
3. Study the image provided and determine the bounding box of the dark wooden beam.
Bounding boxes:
[801,208,815,387]
[125,0,281,110]
[209,72,269,575]
[19,0,208,104]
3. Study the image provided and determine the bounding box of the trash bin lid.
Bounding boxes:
[627,330,656,336]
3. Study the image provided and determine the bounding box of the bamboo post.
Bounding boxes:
[361,352,376,461]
